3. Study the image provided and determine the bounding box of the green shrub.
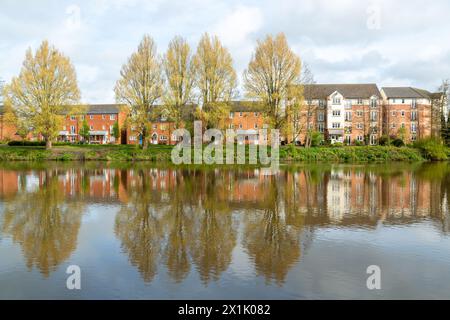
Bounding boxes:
[310,131,324,147]
[331,142,344,148]
[8,140,45,147]
[413,138,448,161]
[391,139,405,147]
[379,135,390,146]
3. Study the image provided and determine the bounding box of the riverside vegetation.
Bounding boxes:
[0,138,448,163]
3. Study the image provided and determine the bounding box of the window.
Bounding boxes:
[345,111,352,121]
[357,135,364,142]
[307,99,312,105]
[357,98,363,105]
[332,110,341,117]
[357,123,363,129]
[110,114,116,120]
[102,115,105,119]
[160,135,167,141]
[412,99,417,109]
[90,125,94,130]
[411,111,417,121]
[254,123,258,129]
[70,116,76,121]
[254,112,259,117]
[332,97,341,104]
[152,124,157,130]
[401,110,405,117]
[402,99,405,104]
[81,115,85,120]
[391,123,396,128]
[229,124,234,129]
[318,123,325,133]
[370,111,378,121]
[370,135,377,145]
[411,135,417,141]
[411,123,417,133]
[392,99,396,103]
[308,123,314,129]
[319,100,325,108]
[357,110,363,117]
[318,112,324,121]
[239,124,243,129]
[70,126,76,134]
[229,112,234,118]
[129,136,136,141]
[110,125,114,134]
[401,123,405,128]
[239,112,243,117]
[391,111,396,116]
[370,98,377,108]
[161,124,167,131]
[90,115,94,120]
[332,123,341,129]
[102,125,106,130]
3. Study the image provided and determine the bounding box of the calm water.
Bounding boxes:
[0,162,449,300]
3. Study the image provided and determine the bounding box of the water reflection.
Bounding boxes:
[1,169,84,276]
[0,162,449,286]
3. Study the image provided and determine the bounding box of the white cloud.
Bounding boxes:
[1,0,450,102]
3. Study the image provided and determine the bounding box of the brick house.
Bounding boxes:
[380,87,437,143]
[58,104,128,144]
[126,104,197,146]
[0,104,23,141]
[226,101,267,145]
[298,84,382,145]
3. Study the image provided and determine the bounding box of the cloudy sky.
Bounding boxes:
[1,0,450,103]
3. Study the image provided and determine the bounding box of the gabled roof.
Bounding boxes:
[302,84,381,100]
[381,87,432,99]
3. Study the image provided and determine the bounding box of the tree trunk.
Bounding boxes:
[46,139,52,150]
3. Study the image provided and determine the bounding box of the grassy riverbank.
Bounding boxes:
[0,143,448,162]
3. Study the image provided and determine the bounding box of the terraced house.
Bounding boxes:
[227,101,266,145]
[59,104,128,144]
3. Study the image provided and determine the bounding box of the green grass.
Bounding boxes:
[0,143,445,163]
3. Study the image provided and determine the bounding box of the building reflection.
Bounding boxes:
[0,163,449,282]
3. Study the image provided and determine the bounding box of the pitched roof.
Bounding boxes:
[84,104,123,114]
[61,104,124,115]
[229,100,266,112]
[302,84,381,100]
[381,87,432,99]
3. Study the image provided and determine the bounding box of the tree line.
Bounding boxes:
[1,33,309,149]
[1,33,448,150]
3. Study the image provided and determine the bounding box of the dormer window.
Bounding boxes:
[357,98,363,105]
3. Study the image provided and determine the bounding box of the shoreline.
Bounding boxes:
[0,144,446,163]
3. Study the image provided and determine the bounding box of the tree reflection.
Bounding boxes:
[243,175,303,285]
[161,173,193,283]
[188,173,237,284]
[2,170,83,277]
[114,169,163,282]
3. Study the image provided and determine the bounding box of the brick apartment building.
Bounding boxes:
[296,84,382,145]
[381,87,443,143]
